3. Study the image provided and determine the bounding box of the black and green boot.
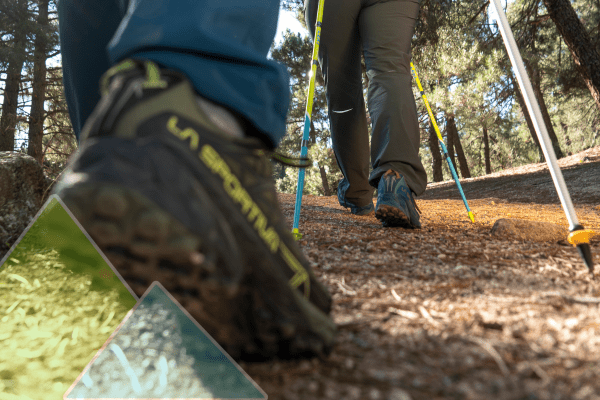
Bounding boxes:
[52,59,335,359]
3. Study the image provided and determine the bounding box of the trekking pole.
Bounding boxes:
[490,0,596,274]
[410,62,475,224]
[292,0,325,240]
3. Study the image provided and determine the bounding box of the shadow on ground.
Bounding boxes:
[420,161,600,206]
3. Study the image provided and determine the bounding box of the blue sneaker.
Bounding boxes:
[375,170,421,228]
[350,202,375,216]
[337,177,375,216]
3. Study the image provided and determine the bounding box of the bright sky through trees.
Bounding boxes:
[275,8,308,45]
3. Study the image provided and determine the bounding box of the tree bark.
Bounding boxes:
[309,119,317,144]
[447,116,471,178]
[483,126,491,174]
[514,81,545,162]
[0,0,28,152]
[445,116,457,172]
[28,0,50,165]
[524,60,565,159]
[542,0,600,111]
[319,165,331,196]
[0,60,25,151]
[561,121,571,147]
[428,121,443,182]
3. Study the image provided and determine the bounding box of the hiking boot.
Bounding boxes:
[375,170,421,228]
[349,202,374,216]
[337,177,375,216]
[52,59,335,359]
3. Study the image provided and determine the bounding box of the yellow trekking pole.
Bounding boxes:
[292,0,325,240]
[411,62,475,223]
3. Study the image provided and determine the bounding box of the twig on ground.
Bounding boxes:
[468,336,510,377]
[7,273,30,287]
[158,355,168,387]
[529,361,551,385]
[110,343,142,394]
[337,316,383,328]
[388,307,419,319]
[336,282,357,295]
[538,292,600,304]
[419,306,440,326]
[337,278,357,295]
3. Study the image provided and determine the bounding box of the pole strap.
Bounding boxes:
[270,152,312,168]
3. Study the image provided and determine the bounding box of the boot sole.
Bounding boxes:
[52,63,336,358]
[375,205,420,229]
[57,167,336,360]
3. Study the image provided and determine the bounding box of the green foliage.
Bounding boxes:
[42,66,78,180]
[411,0,600,182]
[270,29,338,193]
[271,30,329,144]
[0,0,76,174]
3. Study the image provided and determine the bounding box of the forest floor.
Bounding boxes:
[2,146,600,400]
[243,145,600,400]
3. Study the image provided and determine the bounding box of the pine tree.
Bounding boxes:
[0,0,30,151]
[28,0,51,164]
[542,0,600,110]
[270,30,338,195]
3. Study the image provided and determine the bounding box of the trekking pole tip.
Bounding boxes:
[567,228,596,275]
[576,243,594,276]
[468,211,475,223]
[292,228,303,241]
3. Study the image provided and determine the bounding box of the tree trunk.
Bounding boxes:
[28,0,50,165]
[0,22,27,151]
[319,165,331,196]
[0,63,24,151]
[0,0,29,152]
[428,121,443,182]
[309,119,317,144]
[542,0,600,111]
[445,116,457,172]
[526,61,565,159]
[447,116,471,178]
[514,81,545,162]
[561,121,571,148]
[483,126,491,174]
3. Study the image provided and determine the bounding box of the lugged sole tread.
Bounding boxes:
[58,182,335,360]
[376,204,416,228]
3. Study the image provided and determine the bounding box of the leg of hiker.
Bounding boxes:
[305,0,375,216]
[360,0,427,195]
[59,0,288,146]
[360,0,427,228]
[58,0,126,140]
[55,0,336,359]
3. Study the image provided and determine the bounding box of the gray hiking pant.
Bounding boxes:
[305,0,428,207]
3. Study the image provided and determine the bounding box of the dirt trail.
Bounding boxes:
[243,147,600,400]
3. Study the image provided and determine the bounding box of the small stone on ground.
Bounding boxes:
[490,218,568,242]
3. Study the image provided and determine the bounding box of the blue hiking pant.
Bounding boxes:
[58,0,289,148]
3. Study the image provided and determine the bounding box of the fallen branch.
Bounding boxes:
[538,291,600,304]
[337,316,382,328]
